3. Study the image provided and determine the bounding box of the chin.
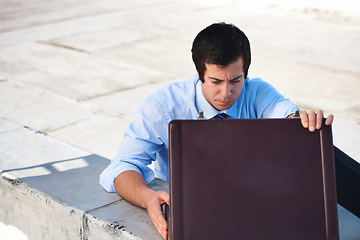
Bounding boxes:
[216,105,231,111]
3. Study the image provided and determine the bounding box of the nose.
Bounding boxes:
[220,83,231,99]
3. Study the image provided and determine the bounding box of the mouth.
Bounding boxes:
[217,100,231,105]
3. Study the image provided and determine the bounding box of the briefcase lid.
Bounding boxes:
[168,118,338,240]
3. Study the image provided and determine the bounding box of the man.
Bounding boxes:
[99,22,333,239]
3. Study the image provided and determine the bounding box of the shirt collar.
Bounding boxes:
[195,79,238,119]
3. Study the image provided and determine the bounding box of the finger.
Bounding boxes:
[308,110,316,132]
[325,114,334,125]
[151,206,167,227]
[316,110,324,130]
[156,214,168,240]
[148,204,168,239]
[151,212,167,239]
[300,110,309,128]
[158,192,169,239]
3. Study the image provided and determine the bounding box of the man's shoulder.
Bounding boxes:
[245,77,263,86]
[147,75,198,106]
[245,77,274,91]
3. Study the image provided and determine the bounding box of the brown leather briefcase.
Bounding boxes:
[168,118,338,240]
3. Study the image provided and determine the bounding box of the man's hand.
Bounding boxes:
[144,190,169,240]
[114,171,169,239]
[299,110,334,132]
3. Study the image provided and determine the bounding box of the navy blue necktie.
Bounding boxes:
[212,113,232,119]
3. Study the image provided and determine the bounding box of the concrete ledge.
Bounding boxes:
[0,117,163,239]
[0,173,84,239]
[1,117,360,239]
[0,172,167,240]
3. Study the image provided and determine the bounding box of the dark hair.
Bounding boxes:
[191,22,251,82]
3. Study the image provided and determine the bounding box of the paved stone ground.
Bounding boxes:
[1,0,359,161]
[0,0,359,239]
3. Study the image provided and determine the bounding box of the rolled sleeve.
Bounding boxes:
[99,134,156,192]
[99,158,144,192]
[99,97,168,192]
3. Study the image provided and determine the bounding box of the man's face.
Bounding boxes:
[201,57,245,111]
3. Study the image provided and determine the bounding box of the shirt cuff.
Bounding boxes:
[99,163,142,192]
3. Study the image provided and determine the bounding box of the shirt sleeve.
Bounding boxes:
[99,97,169,192]
[255,80,300,118]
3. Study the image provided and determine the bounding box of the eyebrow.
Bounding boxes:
[208,75,243,81]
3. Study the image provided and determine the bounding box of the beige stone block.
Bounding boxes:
[0,81,94,133]
[49,115,133,159]
[85,81,173,118]
[250,54,360,117]
[0,0,168,32]
[50,27,148,53]
[97,37,196,80]
[332,117,360,163]
[0,0,175,46]
[0,43,165,100]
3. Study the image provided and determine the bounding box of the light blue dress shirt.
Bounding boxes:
[99,75,299,192]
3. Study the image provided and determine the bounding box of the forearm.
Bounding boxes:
[114,170,154,209]
[114,170,169,239]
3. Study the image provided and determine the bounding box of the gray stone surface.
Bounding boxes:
[0,0,359,239]
[0,118,163,239]
[338,205,360,240]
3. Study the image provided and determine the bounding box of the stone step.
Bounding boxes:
[0,117,165,239]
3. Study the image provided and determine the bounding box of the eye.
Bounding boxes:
[230,79,241,84]
[212,80,221,84]
[230,75,243,84]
